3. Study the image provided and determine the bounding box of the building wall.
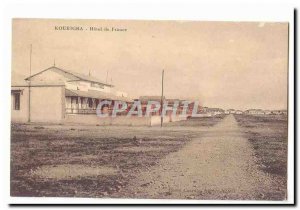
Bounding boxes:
[89,82,112,93]
[67,80,112,93]
[11,86,186,126]
[30,86,65,123]
[11,87,29,123]
[115,90,128,97]
[29,67,77,82]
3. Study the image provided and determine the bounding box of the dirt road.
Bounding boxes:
[117,115,276,200]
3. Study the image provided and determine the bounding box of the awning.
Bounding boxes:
[11,87,26,94]
[11,88,25,91]
[65,89,132,102]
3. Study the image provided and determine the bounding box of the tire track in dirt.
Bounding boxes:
[115,115,276,200]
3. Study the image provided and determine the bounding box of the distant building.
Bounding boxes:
[244,109,265,115]
[166,99,182,115]
[201,107,224,116]
[235,110,243,114]
[227,109,236,114]
[271,110,288,115]
[138,96,166,116]
[139,96,165,104]
[264,110,272,115]
[138,97,189,116]
[243,109,288,116]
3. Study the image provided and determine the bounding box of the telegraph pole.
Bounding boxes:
[160,70,164,127]
[28,44,32,122]
[106,70,109,83]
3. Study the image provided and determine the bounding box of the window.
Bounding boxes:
[88,98,93,108]
[95,99,99,108]
[71,97,78,104]
[13,93,20,110]
[101,100,109,110]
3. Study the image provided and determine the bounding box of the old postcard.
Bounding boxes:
[11,18,290,202]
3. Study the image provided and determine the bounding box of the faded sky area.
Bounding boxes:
[12,19,288,110]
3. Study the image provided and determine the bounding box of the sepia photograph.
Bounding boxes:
[10,18,291,202]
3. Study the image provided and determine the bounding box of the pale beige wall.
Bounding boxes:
[65,80,112,93]
[29,68,76,83]
[150,116,172,126]
[30,86,65,123]
[11,87,29,123]
[61,87,66,119]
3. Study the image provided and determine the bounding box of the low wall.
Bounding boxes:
[170,115,187,122]
[150,116,170,126]
[65,114,152,126]
[150,115,187,126]
[65,114,187,126]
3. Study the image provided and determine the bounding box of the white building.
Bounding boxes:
[11,65,131,123]
[201,107,224,116]
[235,110,243,114]
[245,109,265,115]
[226,109,236,114]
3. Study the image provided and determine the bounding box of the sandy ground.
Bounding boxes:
[115,115,277,200]
[11,114,286,199]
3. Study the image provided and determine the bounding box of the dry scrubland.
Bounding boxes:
[11,114,288,200]
[234,114,288,200]
[113,114,288,200]
[11,116,225,197]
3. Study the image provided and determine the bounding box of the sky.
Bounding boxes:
[12,19,288,110]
